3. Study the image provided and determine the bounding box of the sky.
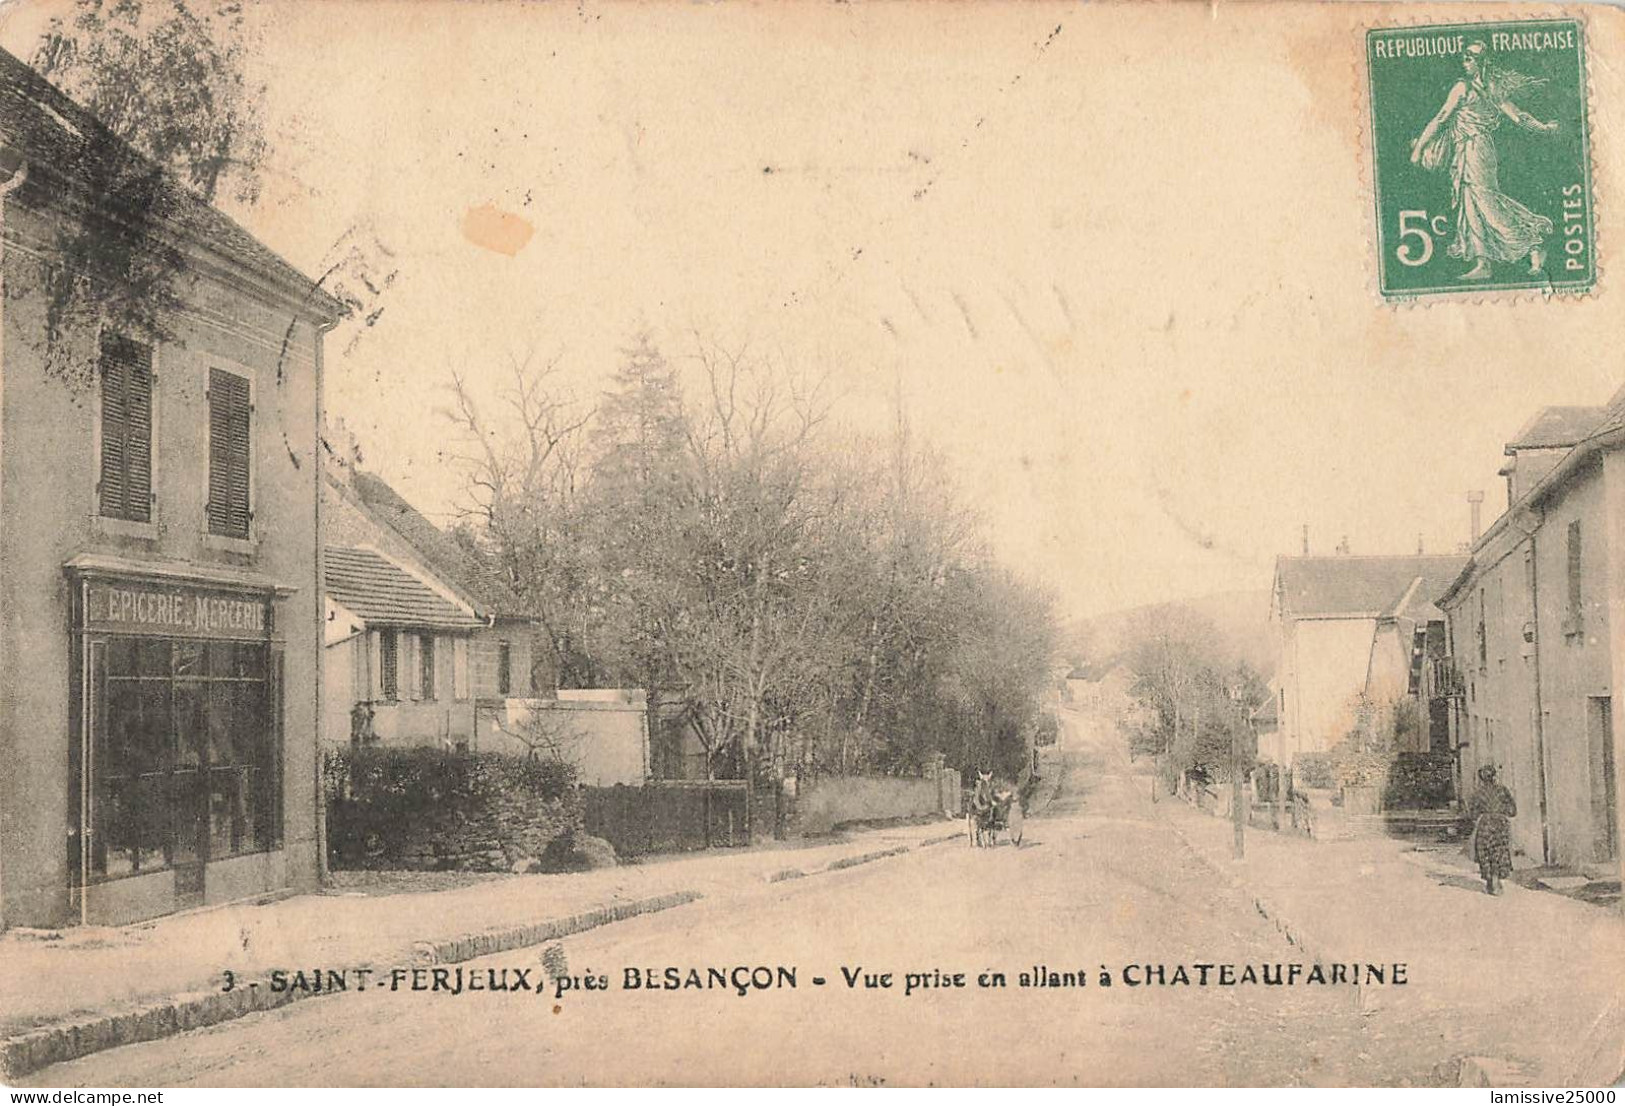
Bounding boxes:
[4,0,1624,621]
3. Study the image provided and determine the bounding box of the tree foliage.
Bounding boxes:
[1121,604,1266,787]
[30,0,266,379]
[29,1,396,382]
[445,337,1058,783]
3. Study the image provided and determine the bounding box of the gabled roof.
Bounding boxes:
[324,546,485,631]
[340,469,530,620]
[1504,406,1606,452]
[1273,555,1468,622]
[0,47,343,321]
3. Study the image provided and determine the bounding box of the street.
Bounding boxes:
[21,712,1464,1088]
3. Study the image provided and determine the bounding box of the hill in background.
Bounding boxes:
[1063,588,1276,677]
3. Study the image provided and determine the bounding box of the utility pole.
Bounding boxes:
[1229,685,1246,859]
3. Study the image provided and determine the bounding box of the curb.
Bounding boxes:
[1158,809,1330,964]
[825,845,910,872]
[0,889,701,1081]
[765,826,965,884]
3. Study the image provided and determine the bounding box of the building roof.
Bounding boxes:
[1273,555,1469,622]
[1442,386,1625,608]
[324,546,485,630]
[1504,406,1607,452]
[338,469,531,620]
[1249,695,1279,726]
[0,46,343,321]
[1066,658,1121,682]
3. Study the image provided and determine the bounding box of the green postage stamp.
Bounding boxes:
[1366,19,1594,299]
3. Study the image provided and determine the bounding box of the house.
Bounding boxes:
[322,544,485,748]
[1269,553,1468,775]
[1250,682,1282,767]
[320,452,542,749]
[0,49,344,926]
[1437,400,1624,876]
[1065,659,1142,724]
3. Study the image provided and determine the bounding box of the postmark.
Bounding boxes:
[1366,18,1594,299]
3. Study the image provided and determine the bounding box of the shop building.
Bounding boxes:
[0,49,344,927]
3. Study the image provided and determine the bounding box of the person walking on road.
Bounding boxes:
[1467,764,1517,896]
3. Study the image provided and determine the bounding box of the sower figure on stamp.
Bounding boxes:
[1410,41,1561,281]
[1466,764,1517,896]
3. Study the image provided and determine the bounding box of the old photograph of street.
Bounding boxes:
[0,0,1623,1090]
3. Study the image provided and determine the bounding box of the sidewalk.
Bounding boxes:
[1159,795,1625,1086]
[0,816,958,1070]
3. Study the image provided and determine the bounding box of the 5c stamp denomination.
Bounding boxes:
[1366,19,1594,299]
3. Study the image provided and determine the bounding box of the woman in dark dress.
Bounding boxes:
[1467,765,1517,895]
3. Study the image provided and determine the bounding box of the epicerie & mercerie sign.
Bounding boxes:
[83,579,270,640]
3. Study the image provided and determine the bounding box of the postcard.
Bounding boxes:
[0,0,1621,1089]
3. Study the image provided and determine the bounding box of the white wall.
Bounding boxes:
[1287,618,1378,758]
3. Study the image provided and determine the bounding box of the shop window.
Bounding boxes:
[97,335,153,524]
[498,642,512,696]
[92,639,280,881]
[207,368,252,539]
[380,630,398,700]
[420,634,436,700]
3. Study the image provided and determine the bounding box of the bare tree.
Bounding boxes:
[444,350,594,687]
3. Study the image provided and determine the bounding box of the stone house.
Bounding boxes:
[0,48,343,926]
[1437,401,1624,876]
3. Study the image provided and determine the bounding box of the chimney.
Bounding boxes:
[322,416,364,488]
[1467,490,1485,544]
[1301,524,1309,557]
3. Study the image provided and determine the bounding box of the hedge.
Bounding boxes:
[324,746,579,871]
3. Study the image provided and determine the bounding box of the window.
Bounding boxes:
[207,368,252,539]
[419,635,436,700]
[1568,520,1583,616]
[91,639,280,879]
[380,631,398,700]
[97,335,153,523]
[1477,588,1488,669]
[497,642,512,696]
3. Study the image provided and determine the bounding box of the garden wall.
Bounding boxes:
[794,773,947,836]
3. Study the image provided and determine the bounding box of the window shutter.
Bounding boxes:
[379,631,398,701]
[453,639,469,701]
[98,336,152,522]
[208,369,252,539]
[420,635,436,701]
[368,632,382,700]
[125,353,152,522]
[98,354,126,518]
[1568,520,1583,613]
[402,634,419,701]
